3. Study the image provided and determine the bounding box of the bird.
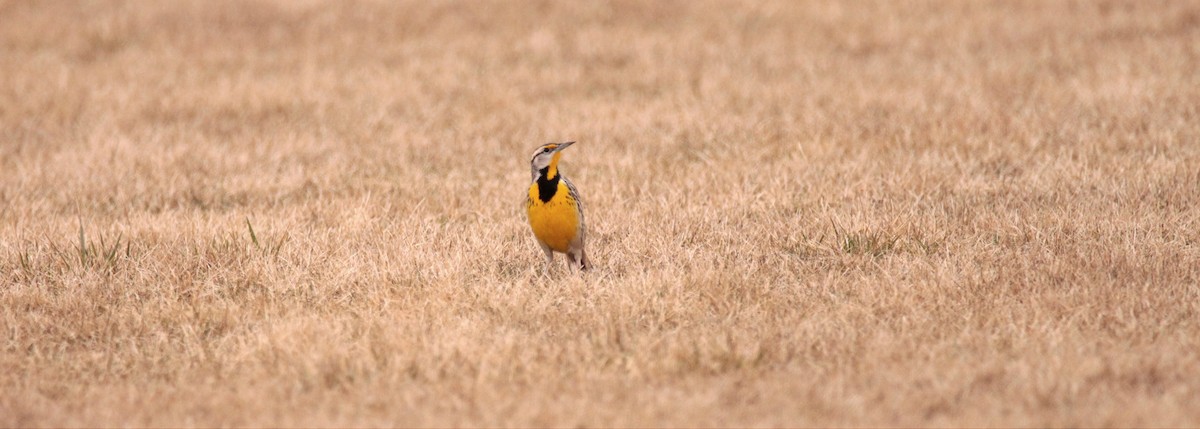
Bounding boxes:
[525,141,590,273]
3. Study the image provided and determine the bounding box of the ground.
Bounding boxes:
[1,0,1198,426]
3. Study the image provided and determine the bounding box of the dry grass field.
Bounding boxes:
[2,0,1199,426]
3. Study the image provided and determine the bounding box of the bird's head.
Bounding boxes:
[530,141,574,181]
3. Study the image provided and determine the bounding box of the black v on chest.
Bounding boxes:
[536,167,560,203]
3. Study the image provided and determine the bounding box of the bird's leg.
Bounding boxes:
[541,245,555,277]
[567,251,583,272]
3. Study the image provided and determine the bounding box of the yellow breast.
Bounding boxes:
[527,181,579,253]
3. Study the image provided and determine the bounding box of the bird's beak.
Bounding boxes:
[555,141,575,152]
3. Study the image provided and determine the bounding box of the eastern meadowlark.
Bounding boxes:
[526,141,590,272]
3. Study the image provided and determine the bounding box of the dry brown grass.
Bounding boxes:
[2,0,1199,426]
